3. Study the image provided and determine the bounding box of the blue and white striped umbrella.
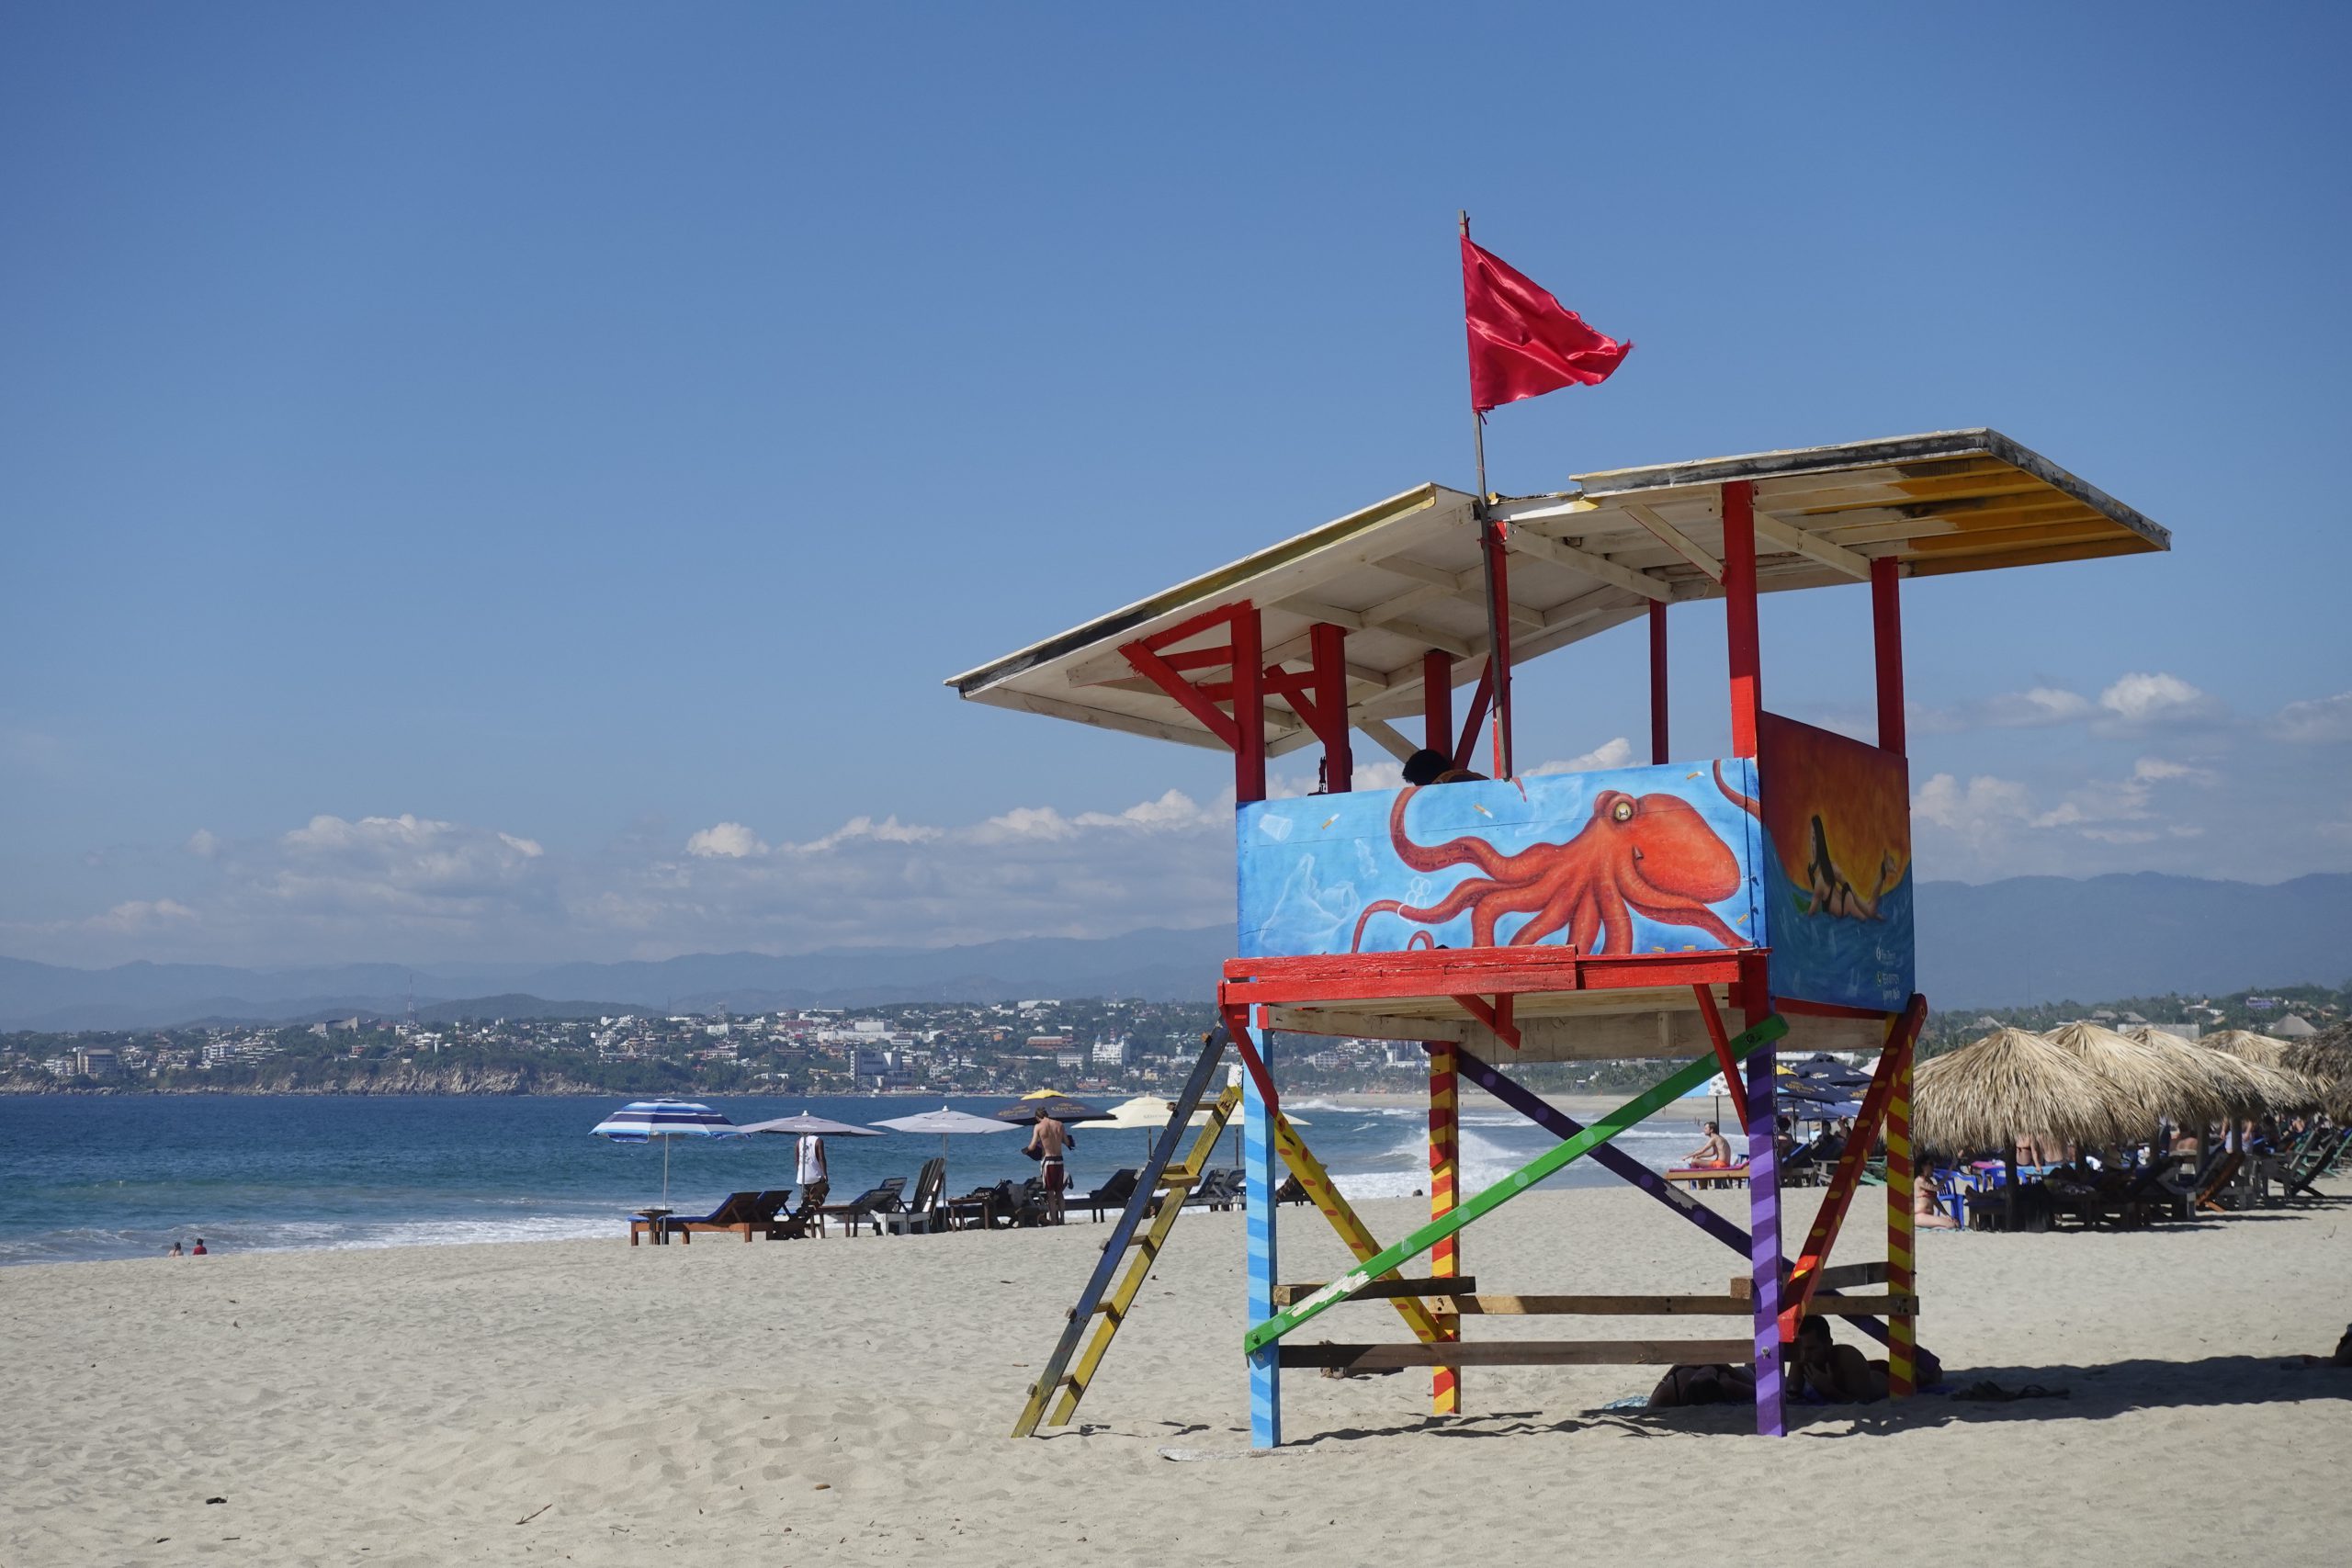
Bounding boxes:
[592,1100,739,1208]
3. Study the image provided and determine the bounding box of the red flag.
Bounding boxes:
[1462,235,1631,414]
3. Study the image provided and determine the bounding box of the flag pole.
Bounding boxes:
[1461,209,1510,777]
[1460,211,1487,503]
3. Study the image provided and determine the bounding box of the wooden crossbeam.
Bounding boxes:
[1433,1293,1748,1316]
[1508,529,1673,603]
[1279,1339,1754,1371]
[1754,512,1873,581]
[1272,1276,1476,1307]
[1619,502,1724,580]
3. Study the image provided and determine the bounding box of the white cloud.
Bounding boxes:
[2131,756,2211,784]
[1909,687,2095,735]
[185,829,220,860]
[90,898,198,933]
[1912,773,2036,842]
[1529,737,1636,775]
[2098,671,2222,727]
[2266,691,2352,744]
[685,821,769,859]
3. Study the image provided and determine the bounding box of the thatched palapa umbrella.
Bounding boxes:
[2281,1023,2352,1122]
[2139,1029,2324,1118]
[1913,1027,2131,1229]
[2203,1029,2292,1068]
[2044,1021,2236,1133]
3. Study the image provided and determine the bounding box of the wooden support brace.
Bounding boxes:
[1692,986,1752,1129]
[1272,1276,1477,1307]
[1780,998,1923,1333]
[1279,1339,1754,1371]
[1245,1014,1786,1354]
[1268,1112,1444,1346]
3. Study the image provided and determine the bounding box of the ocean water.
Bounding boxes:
[0,1091,1714,1266]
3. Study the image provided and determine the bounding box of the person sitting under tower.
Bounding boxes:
[1684,1122,1732,1168]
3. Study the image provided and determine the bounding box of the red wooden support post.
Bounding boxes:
[1482,519,1514,778]
[1234,605,1266,804]
[1723,479,1761,759]
[1648,599,1670,765]
[1422,649,1453,755]
[1310,622,1352,792]
[1871,556,1905,757]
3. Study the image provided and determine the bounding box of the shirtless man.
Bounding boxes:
[1026,1111,1076,1225]
[1684,1122,1732,1168]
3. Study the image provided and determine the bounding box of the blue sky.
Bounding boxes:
[4,4,2347,967]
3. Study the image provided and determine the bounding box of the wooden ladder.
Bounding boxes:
[1011,1032,1238,1438]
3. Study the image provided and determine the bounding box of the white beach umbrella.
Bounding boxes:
[591,1100,740,1209]
[869,1106,1020,1195]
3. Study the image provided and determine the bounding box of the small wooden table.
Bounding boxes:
[630,1207,674,1246]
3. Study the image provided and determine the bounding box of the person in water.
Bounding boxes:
[190,1237,209,1256]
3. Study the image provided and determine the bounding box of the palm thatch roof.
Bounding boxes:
[2202,1029,2291,1068]
[1913,1027,2132,1156]
[2281,1023,2352,1122]
[2045,1021,2235,1128]
[2139,1029,2323,1116]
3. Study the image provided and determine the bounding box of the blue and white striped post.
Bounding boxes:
[1241,1015,1281,1448]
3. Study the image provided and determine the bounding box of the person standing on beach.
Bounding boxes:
[1026,1111,1075,1224]
[796,1133,827,1191]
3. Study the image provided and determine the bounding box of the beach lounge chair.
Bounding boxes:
[1666,1165,1748,1190]
[1274,1172,1312,1206]
[820,1177,908,1237]
[881,1158,950,1235]
[629,1190,791,1246]
[770,1179,829,1238]
[1079,1168,1138,1222]
[944,1179,1011,1230]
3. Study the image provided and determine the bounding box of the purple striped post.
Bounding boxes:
[1745,1037,1785,1437]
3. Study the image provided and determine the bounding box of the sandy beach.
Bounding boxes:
[6,1177,2347,1567]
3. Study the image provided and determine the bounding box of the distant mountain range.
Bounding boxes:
[4,874,2346,1031]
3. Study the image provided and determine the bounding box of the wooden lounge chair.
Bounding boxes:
[1273,1172,1313,1206]
[1080,1168,1138,1222]
[880,1158,950,1235]
[770,1179,828,1238]
[1666,1165,1748,1190]
[820,1178,907,1237]
[629,1190,791,1246]
[944,1179,1011,1230]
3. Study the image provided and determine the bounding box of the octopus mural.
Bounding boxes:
[1348,782,1747,955]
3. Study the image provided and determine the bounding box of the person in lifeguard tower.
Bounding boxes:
[1402,749,1488,786]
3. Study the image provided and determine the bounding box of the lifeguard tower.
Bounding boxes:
[951,428,2166,1443]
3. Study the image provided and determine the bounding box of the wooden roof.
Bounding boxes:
[945,429,2167,756]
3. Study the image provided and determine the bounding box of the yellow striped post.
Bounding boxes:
[1884,1043,1917,1398]
[1428,1042,1462,1415]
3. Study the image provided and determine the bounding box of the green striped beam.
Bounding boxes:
[1242,1013,1787,1355]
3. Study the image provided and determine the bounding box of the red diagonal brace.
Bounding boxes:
[1451,993,1521,1050]
[1779,995,1926,1337]
[1693,986,1754,1130]
[1217,1003,1281,1113]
